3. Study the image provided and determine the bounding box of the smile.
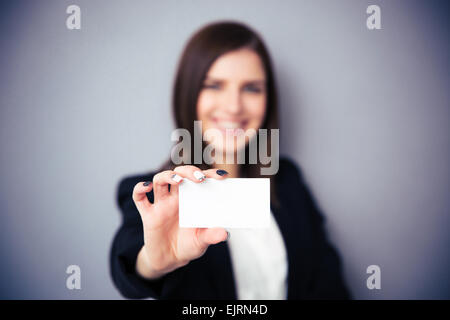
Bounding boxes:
[212,118,248,132]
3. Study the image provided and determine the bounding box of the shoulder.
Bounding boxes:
[276,156,305,187]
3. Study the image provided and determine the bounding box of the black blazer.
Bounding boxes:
[110,157,351,299]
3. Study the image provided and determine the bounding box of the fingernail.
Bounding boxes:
[226,231,230,241]
[216,169,228,176]
[143,181,152,186]
[193,171,206,181]
[171,174,183,183]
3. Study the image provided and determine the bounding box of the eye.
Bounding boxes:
[243,85,263,93]
[203,83,221,90]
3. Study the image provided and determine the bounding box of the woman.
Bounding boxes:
[110,21,350,299]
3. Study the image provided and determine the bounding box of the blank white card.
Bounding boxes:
[179,178,270,228]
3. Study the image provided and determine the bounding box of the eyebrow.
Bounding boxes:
[204,77,266,85]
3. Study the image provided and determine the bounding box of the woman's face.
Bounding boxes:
[196,48,267,154]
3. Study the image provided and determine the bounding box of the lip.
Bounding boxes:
[211,117,249,134]
[212,117,248,126]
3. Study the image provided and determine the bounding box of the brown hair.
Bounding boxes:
[161,20,280,207]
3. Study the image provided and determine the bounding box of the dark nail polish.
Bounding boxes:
[143,181,151,186]
[226,231,230,241]
[216,169,228,176]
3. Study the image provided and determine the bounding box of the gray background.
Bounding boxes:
[0,0,448,299]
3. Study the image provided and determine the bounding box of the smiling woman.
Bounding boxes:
[110,20,351,300]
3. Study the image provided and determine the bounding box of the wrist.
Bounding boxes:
[136,246,167,280]
[136,245,188,280]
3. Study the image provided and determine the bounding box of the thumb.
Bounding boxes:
[197,228,229,247]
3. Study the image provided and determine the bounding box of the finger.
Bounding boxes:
[174,165,207,183]
[196,228,229,247]
[170,182,179,197]
[152,170,183,201]
[132,181,153,215]
[202,169,229,180]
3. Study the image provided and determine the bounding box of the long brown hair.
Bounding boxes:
[161,20,280,207]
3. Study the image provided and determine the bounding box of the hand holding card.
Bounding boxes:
[131,166,230,280]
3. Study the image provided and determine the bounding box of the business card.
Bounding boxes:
[179,178,270,228]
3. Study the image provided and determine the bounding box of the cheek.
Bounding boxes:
[196,91,216,120]
[243,94,267,125]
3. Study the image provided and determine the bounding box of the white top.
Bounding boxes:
[226,211,288,300]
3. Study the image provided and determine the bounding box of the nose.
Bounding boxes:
[223,86,243,115]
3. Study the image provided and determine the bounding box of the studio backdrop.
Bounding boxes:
[0,0,448,299]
